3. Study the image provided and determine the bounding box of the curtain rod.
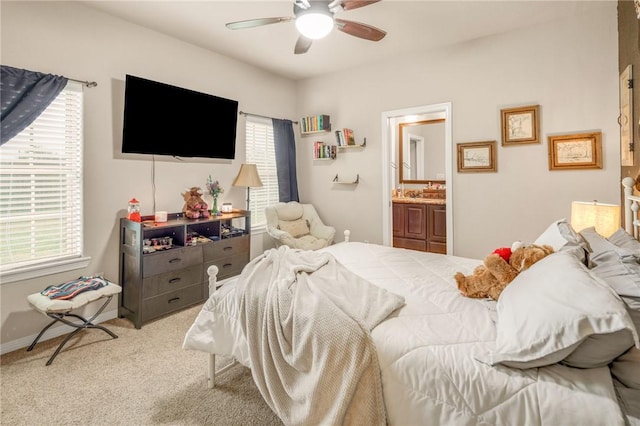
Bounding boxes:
[239,110,298,125]
[67,77,97,88]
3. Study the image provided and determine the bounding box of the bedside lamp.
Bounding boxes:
[232,164,263,210]
[570,201,621,238]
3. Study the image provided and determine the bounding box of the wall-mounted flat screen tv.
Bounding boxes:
[122,75,238,159]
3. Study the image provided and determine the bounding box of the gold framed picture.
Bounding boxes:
[548,132,602,171]
[457,141,497,173]
[501,105,540,146]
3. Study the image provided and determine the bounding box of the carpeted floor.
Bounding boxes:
[0,304,282,425]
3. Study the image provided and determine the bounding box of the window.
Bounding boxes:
[0,81,89,283]
[245,116,279,229]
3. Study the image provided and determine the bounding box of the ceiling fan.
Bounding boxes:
[225,0,386,54]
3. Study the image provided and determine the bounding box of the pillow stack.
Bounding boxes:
[578,227,640,390]
[478,220,640,377]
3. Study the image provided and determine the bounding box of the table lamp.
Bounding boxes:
[570,201,621,238]
[232,163,263,210]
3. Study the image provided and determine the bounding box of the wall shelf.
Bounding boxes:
[333,174,360,185]
[300,114,331,136]
[338,137,367,149]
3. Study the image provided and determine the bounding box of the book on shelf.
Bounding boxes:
[335,130,345,146]
[313,141,336,159]
[301,114,331,133]
[343,128,355,145]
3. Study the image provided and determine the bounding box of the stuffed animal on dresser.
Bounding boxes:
[454,243,554,300]
[182,187,210,220]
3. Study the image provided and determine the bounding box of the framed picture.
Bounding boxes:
[548,132,602,170]
[501,105,540,146]
[457,141,497,173]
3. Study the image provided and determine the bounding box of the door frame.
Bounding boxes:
[380,102,453,254]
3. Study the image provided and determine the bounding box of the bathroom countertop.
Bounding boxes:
[392,197,446,205]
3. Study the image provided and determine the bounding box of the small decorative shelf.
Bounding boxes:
[300,114,331,136]
[338,137,367,149]
[313,141,336,159]
[333,174,360,185]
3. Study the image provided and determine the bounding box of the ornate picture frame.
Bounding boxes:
[501,105,540,146]
[457,141,497,173]
[548,132,602,171]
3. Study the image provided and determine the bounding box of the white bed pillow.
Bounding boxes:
[476,252,638,369]
[534,219,590,264]
[609,227,640,259]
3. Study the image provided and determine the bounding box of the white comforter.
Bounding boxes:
[184,242,626,426]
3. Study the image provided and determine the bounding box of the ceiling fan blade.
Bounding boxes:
[335,18,386,41]
[226,17,293,30]
[294,0,311,9]
[340,1,381,11]
[294,35,313,54]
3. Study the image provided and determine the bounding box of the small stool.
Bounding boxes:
[26,281,122,366]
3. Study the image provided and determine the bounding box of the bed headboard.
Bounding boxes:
[622,176,640,239]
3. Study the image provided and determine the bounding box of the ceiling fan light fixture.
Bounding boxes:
[295,12,334,39]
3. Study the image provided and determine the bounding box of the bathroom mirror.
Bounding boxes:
[398,119,446,184]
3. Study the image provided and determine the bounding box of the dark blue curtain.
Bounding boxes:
[272,118,299,202]
[1,65,68,146]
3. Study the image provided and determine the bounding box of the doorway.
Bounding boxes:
[380,102,453,254]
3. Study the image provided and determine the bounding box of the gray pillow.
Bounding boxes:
[611,297,640,390]
[609,228,640,259]
[580,227,640,297]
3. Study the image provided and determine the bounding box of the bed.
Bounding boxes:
[183,178,640,426]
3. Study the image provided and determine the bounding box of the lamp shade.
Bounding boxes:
[232,164,263,188]
[570,201,621,238]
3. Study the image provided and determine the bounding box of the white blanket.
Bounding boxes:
[235,246,405,426]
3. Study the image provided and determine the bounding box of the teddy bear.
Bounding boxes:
[454,243,554,300]
[182,187,211,220]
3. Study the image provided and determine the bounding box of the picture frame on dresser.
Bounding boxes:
[501,104,540,146]
[457,141,497,173]
[548,131,602,171]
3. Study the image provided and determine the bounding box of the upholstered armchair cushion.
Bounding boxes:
[266,202,335,250]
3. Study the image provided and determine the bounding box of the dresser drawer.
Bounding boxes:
[142,264,203,299]
[204,253,249,281]
[141,283,204,322]
[142,246,202,277]
[203,235,249,261]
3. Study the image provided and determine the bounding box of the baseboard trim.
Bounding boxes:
[0,309,118,356]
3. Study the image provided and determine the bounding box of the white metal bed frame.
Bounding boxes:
[623,176,640,239]
[203,180,640,389]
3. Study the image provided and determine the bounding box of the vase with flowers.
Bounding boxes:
[206,175,224,216]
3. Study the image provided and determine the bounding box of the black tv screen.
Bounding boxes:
[122,75,238,159]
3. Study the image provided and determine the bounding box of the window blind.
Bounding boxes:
[0,82,83,272]
[245,117,278,228]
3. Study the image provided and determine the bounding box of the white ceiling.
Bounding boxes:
[83,0,585,80]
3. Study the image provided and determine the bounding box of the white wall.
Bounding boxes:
[295,1,620,258]
[0,1,295,352]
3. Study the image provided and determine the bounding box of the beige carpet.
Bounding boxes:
[0,304,282,425]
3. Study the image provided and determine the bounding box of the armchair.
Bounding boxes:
[265,202,336,250]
